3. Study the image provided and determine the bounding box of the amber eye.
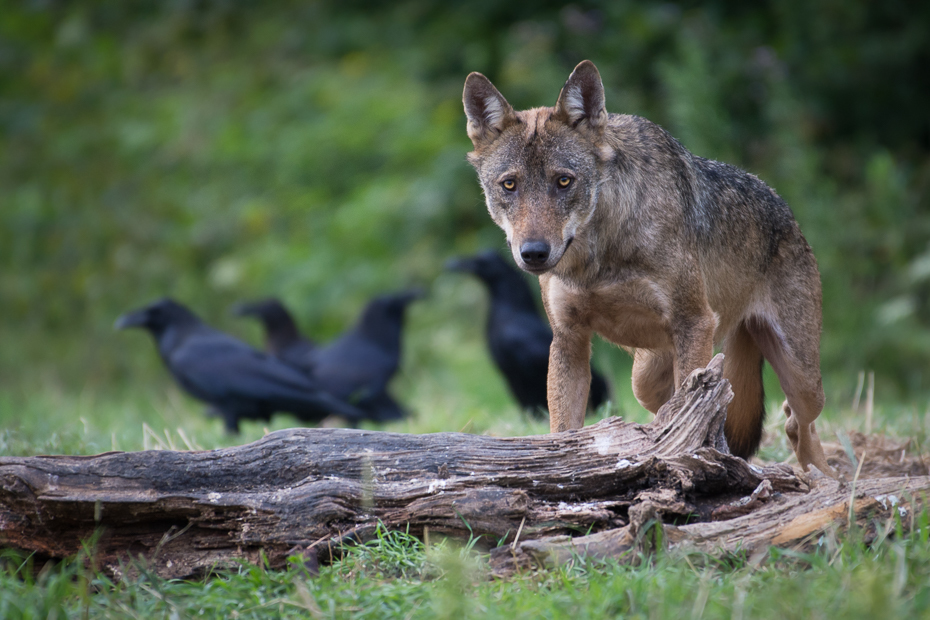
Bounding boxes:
[501,179,516,192]
[557,176,573,188]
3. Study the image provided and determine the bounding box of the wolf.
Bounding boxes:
[462,60,833,474]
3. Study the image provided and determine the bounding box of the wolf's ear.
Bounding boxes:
[555,60,607,130]
[463,72,517,147]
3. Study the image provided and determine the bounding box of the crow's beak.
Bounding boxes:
[114,309,148,330]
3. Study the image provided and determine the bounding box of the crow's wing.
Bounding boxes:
[276,339,317,375]
[309,334,396,402]
[488,309,612,413]
[168,329,362,420]
[487,310,552,411]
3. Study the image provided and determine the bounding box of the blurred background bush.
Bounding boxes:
[2,0,928,406]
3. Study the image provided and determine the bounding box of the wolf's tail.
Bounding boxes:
[722,322,766,459]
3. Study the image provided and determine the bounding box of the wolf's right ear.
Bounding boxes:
[463,73,517,148]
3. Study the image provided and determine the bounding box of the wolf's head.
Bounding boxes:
[463,60,608,275]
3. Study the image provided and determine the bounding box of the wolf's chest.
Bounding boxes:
[543,276,674,350]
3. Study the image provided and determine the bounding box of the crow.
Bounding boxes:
[446,250,611,417]
[305,290,423,423]
[115,298,364,433]
[231,298,316,372]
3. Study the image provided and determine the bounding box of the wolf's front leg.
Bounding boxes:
[547,328,593,432]
[670,308,716,388]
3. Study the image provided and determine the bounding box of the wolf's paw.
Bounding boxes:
[784,405,839,479]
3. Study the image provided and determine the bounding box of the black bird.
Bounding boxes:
[115,298,364,432]
[306,290,423,423]
[231,298,316,371]
[446,250,611,417]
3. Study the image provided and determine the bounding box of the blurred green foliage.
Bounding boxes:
[1,1,929,398]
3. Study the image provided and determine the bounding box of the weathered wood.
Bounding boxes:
[491,474,930,575]
[1,354,921,580]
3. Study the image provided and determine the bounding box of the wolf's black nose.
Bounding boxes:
[520,241,550,266]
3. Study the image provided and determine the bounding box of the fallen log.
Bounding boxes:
[1,355,925,580]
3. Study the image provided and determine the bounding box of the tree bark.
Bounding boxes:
[1,355,926,580]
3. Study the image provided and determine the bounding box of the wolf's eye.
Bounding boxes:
[557,176,573,188]
[501,179,516,192]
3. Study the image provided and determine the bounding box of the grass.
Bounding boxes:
[3,517,930,619]
[2,327,930,618]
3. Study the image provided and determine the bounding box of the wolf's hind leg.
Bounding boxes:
[721,322,766,459]
[632,349,675,413]
[745,315,834,476]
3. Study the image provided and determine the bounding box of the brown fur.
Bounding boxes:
[463,60,834,475]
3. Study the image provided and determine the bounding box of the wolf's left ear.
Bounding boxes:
[463,72,517,148]
[555,60,607,130]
